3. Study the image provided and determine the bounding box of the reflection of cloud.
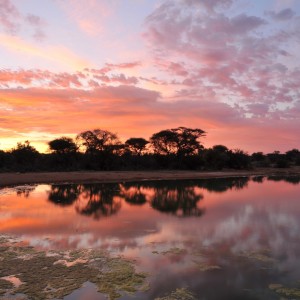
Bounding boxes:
[202,203,300,261]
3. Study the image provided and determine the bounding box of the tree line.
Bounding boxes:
[0,126,299,172]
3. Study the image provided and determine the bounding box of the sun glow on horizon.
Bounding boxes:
[0,0,299,153]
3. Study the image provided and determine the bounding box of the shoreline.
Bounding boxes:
[1,167,300,187]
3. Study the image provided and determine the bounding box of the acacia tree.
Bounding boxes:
[150,126,205,156]
[76,129,122,154]
[48,137,77,154]
[125,138,149,156]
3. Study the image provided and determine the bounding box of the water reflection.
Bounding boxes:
[48,183,122,219]
[45,177,256,220]
[141,181,204,217]
[194,177,249,193]
[1,176,300,300]
[48,184,79,206]
[267,175,300,184]
[75,184,122,220]
[120,183,147,206]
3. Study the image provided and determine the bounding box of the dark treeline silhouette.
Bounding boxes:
[0,126,299,172]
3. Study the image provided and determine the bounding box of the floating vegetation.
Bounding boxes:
[161,247,186,255]
[0,236,147,300]
[239,249,276,265]
[0,278,14,296]
[155,288,196,300]
[269,283,300,299]
[192,259,221,272]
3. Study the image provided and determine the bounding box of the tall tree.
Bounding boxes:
[76,129,121,154]
[125,138,149,155]
[150,126,205,156]
[48,137,77,154]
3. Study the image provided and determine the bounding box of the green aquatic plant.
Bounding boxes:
[192,259,221,272]
[161,247,186,255]
[269,283,300,299]
[237,249,277,269]
[155,287,196,300]
[0,279,14,296]
[0,236,147,300]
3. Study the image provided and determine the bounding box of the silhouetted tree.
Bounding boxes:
[213,145,228,152]
[228,149,250,169]
[48,137,77,154]
[251,152,265,161]
[150,130,178,155]
[150,127,205,156]
[125,138,149,156]
[10,141,40,171]
[286,149,300,165]
[0,150,8,169]
[76,129,121,154]
[204,145,230,170]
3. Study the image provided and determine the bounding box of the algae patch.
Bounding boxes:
[162,247,185,255]
[155,288,196,300]
[269,283,300,299]
[239,249,276,264]
[0,236,147,300]
[192,260,221,272]
[0,278,14,296]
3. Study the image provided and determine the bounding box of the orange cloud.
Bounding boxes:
[0,84,299,153]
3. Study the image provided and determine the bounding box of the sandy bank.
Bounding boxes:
[1,167,300,187]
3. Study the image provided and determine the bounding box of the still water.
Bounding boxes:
[0,176,300,299]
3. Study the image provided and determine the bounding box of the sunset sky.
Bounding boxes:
[0,0,299,153]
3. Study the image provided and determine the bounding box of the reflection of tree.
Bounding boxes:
[46,177,252,220]
[15,185,37,198]
[267,176,300,185]
[120,183,147,205]
[197,177,250,193]
[151,184,204,217]
[122,181,205,217]
[48,183,122,220]
[75,184,121,220]
[252,176,264,183]
[48,184,79,206]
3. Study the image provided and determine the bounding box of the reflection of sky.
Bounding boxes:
[1,179,299,254]
[1,178,300,298]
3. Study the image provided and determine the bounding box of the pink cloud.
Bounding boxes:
[0,0,46,40]
[0,84,299,152]
[143,0,300,113]
[0,0,20,34]
[105,61,141,69]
